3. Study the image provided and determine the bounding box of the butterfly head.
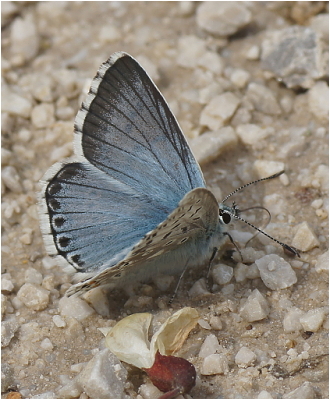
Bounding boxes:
[218,202,239,225]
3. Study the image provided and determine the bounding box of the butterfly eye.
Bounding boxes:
[220,211,231,224]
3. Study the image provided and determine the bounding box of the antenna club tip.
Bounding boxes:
[283,244,300,258]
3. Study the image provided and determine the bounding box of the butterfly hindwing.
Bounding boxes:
[65,188,220,296]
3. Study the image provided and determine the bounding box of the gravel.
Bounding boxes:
[2,1,328,399]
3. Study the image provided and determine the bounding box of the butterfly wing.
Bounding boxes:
[65,188,222,296]
[75,52,205,209]
[40,52,205,277]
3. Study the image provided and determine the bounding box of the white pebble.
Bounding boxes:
[283,307,304,333]
[1,317,19,347]
[299,308,326,332]
[254,160,285,178]
[98,26,120,43]
[209,315,223,330]
[235,346,257,368]
[2,87,32,118]
[230,69,250,88]
[285,382,317,399]
[255,254,297,290]
[1,276,14,293]
[234,263,249,283]
[258,390,273,399]
[314,251,329,274]
[19,231,33,245]
[198,319,212,330]
[52,315,66,328]
[2,165,22,193]
[263,193,287,217]
[200,93,240,130]
[197,51,224,75]
[280,96,293,114]
[59,296,95,321]
[57,381,82,399]
[10,14,39,65]
[41,256,58,269]
[291,221,320,251]
[246,45,260,60]
[1,293,8,317]
[196,2,251,36]
[17,283,50,311]
[190,127,238,165]
[31,103,55,128]
[1,147,12,165]
[139,382,163,399]
[188,278,210,297]
[315,164,328,191]
[212,264,234,285]
[40,337,53,351]
[199,334,221,358]
[77,349,127,399]
[246,82,281,115]
[24,267,43,285]
[236,124,272,146]
[311,199,323,209]
[240,289,270,322]
[308,81,329,123]
[177,35,207,68]
[221,284,235,296]
[201,353,229,375]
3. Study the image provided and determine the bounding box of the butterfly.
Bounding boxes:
[39,52,298,297]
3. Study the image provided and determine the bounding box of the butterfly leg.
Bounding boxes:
[168,259,191,304]
[224,232,243,262]
[206,247,219,291]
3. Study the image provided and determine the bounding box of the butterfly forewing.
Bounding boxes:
[75,52,205,211]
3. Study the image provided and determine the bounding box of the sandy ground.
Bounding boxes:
[2,2,329,399]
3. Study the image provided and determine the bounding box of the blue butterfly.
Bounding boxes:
[39,52,297,297]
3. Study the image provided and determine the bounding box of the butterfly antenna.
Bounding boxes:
[231,212,300,257]
[222,170,285,203]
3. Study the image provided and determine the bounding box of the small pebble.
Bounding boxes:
[199,334,221,358]
[188,278,210,297]
[59,296,95,321]
[2,166,22,193]
[285,381,317,399]
[299,308,326,332]
[236,124,272,147]
[308,81,329,123]
[77,349,127,399]
[235,346,257,368]
[31,103,55,128]
[190,127,237,165]
[283,307,304,333]
[246,82,281,115]
[255,254,297,290]
[240,289,270,322]
[196,2,251,36]
[200,354,229,375]
[16,283,50,311]
[200,93,240,131]
[212,263,234,285]
[24,268,43,285]
[246,45,260,60]
[40,338,53,351]
[291,221,320,251]
[53,315,66,328]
